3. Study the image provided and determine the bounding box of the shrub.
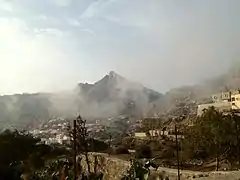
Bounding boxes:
[115,146,129,154]
[89,139,109,152]
[122,137,135,149]
[135,145,152,159]
[158,147,175,159]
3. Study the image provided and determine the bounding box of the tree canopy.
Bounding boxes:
[0,130,69,179]
[183,106,240,163]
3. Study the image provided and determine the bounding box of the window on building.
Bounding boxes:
[232,97,236,101]
[232,102,236,106]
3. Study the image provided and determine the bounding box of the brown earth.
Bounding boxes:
[80,153,240,180]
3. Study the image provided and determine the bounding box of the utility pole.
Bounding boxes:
[108,133,112,156]
[216,143,219,171]
[175,125,180,180]
[73,119,77,180]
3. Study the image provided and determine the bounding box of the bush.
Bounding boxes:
[122,137,135,149]
[115,146,129,154]
[135,145,152,159]
[158,147,175,159]
[147,140,163,151]
[89,139,109,152]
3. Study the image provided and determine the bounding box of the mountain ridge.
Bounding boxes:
[1,65,240,128]
[76,71,162,118]
[78,71,162,102]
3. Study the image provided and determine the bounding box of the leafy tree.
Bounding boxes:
[112,117,130,134]
[0,130,38,178]
[121,159,149,180]
[0,130,44,179]
[183,107,238,167]
[67,115,92,173]
[141,118,162,132]
[67,115,107,179]
[224,111,240,163]
[121,158,169,180]
[115,146,129,155]
[122,137,136,149]
[135,145,152,159]
[0,130,69,179]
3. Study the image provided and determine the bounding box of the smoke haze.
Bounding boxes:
[0,0,239,95]
[0,71,162,126]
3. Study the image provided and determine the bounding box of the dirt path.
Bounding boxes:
[92,153,240,180]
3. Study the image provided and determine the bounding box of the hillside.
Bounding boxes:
[151,63,240,118]
[0,93,51,129]
[1,65,240,128]
[0,71,162,128]
[76,71,162,118]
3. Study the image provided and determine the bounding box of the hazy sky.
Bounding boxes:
[0,0,239,95]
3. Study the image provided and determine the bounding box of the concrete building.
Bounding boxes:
[134,132,147,138]
[197,90,240,116]
[149,129,160,137]
[197,102,232,116]
[231,93,240,110]
[148,129,169,136]
[211,93,223,102]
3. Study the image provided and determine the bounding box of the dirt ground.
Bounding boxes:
[86,153,240,180]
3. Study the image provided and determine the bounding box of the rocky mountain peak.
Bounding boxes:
[107,71,124,82]
[109,71,117,77]
[75,71,162,117]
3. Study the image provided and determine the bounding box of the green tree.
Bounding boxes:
[135,145,152,159]
[68,115,107,179]
[0,130,45,179]
[184,107,236,165]
[141,118,162,132]
[0,130,68,179]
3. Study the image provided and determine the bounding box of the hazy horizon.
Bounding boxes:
[0,0,239,95]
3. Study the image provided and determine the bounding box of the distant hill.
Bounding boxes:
[152,63,240,118]
[0,93,51,129]
[1,64,240,128]
[0,71,162,128]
